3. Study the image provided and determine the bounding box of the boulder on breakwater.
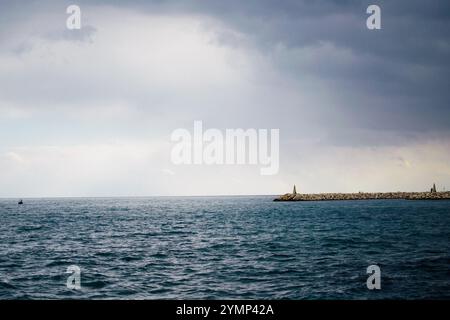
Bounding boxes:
[274,191,450,201]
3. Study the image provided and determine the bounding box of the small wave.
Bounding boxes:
[95,251,115,257]
[0,281,16,290]
[45,260,71,267]
[120,255,141,262]
[151,252,168,258]
[17,225,44,232]
[411,255,450,272]
[83,280,109,289]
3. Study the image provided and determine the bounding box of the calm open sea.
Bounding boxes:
[0,196,449,299]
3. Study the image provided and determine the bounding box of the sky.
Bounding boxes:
[0,0,450,197]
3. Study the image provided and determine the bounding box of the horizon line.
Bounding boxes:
[0,194,279,200]
[1,188,446,200]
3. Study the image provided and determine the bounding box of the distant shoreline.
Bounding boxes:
[274,191,450,201]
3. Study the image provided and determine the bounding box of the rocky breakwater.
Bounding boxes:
[274,191,450,201]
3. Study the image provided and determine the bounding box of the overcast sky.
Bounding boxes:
[1,0,450,197]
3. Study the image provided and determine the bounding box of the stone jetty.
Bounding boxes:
[274,185,450,201]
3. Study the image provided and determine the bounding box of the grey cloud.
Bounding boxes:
[44,25,97,43]
[74,0,450,134]
[1,0,449,145]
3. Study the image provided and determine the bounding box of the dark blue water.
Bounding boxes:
[0,197,449,299]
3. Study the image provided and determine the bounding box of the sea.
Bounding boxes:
[0,196,449,299]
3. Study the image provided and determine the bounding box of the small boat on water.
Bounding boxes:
[18,199,23,205]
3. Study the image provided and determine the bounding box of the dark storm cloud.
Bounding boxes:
[70,0,450,134]
[2,0,450,136]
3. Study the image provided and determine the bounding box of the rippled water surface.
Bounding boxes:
[0,197,449,299]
